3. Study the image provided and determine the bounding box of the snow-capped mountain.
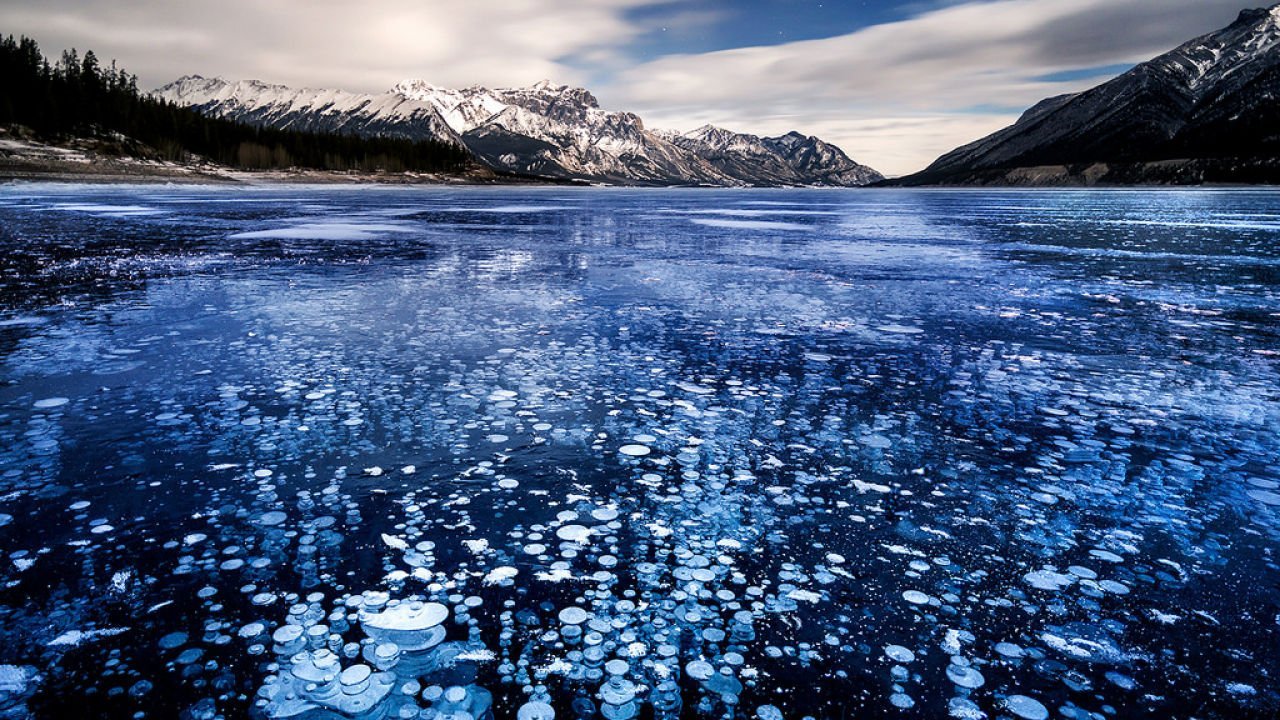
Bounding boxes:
[155,76,881,186]
[155,76,463,147]
[895,5,1280,185]
[675,125,883,186]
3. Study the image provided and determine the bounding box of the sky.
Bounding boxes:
[0,0,1256,175]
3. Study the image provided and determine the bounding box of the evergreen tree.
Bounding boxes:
[0,33,471,173]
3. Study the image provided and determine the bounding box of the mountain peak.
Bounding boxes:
[392,78,441,95]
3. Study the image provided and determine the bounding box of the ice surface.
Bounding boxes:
[688,218,814,231]
[0,186,1277,720]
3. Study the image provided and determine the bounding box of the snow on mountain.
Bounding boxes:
[156,76,882,186]
[897,4,1280,185]
[675,126,883,186]
[155,76,463,147]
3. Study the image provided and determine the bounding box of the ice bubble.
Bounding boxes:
[1024,569,1074,591]
[556,525,593,543]
[946,664,985,689]
[1004,695,1048,720]
[1089,549,1124,563]
[258,512,287,527]
[1098,580,1130,595]
[1247,489,1280,506]
[889,693,915,708]
[948,697,984,719]
[33,397,69,409]
[994,642,1024,658]
[558,607,589,625]
[619,444,651,457]
[902,590,931,605]
[518,701,556,720]
[756,706,783,720]
[884,645,915,663]
[362,601,448,651]
[483,566,518,585]
[158,632,188,649]
[685,660,714,681]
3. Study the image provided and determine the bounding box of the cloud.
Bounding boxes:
[0,0,666,93]
[604,0,1247,175]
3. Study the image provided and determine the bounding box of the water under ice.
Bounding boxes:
[0,184,1278,720]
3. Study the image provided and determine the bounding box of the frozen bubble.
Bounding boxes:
[889,693,915,709]
[1004,695,1048,720]
[994,642,1024,658]
[258,511,288,527]
[948,697,984,719]
[1098,580,1130,595]
[483,566,518,585]
[518,702,556,720]
[1067,566,1096,580]
[33,397,70,409]
[884,645,915,663]
[158,632,188,650]
[558,607,589,625]
[556,525,592,543]
[756,706,783,720]
[1248,489,1280,506]
[686,660,714,680]
[902,590,931,605]
[619,444,651,457]
[878,324,924,335]
[362,602,448,652]
[946,664,985,689]
[1024,570,1074,591]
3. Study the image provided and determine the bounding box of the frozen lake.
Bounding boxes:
[0,184,1277,720]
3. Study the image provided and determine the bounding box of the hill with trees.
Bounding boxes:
[0,34,471,174]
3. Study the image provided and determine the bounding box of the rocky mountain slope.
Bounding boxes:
[893,5,1280,185]
[673,125,882,186]
[156,77,881,186]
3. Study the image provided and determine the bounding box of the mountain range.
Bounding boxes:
[155,76,883,187]
[893,5,1280,185]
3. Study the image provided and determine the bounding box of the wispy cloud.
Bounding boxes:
[604,0,1247,174]
[0,0,666,92]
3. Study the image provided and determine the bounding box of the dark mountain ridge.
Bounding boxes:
[892,5,1280,185]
